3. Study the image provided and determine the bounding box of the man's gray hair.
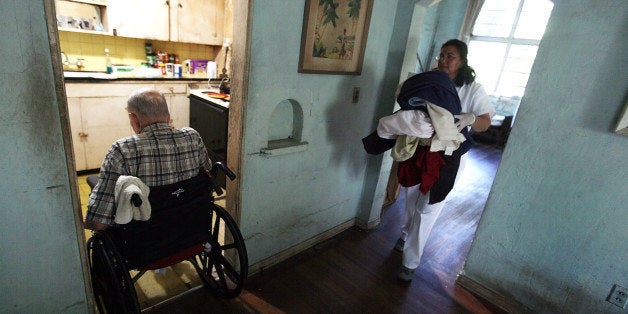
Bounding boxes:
[127,88,170,117]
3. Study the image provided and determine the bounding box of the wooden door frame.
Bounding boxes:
[44,0,97,311]
[225,0,251,224]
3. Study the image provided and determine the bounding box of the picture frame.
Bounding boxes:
[298,0,373,75]
[614,100,628,136]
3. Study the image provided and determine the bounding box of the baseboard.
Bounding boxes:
[456,274,530,313]
[248,218,356,276]
[355,217,380,230]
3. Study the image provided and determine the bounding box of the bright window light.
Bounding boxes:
[467,0,553,116]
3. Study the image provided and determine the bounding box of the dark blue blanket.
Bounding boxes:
[397,70,473,154]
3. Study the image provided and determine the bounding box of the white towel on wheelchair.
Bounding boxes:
[114,176,151,224]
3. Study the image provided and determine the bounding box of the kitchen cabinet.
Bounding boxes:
[66,83,139,171]
[170,0,225,45]
[107,0,169,41]
[66,80,204,171]
[55,0,110,35]
[108,0,224,45]
[155,83,193,129]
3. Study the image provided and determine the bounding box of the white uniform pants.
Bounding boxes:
[400,154,468,269]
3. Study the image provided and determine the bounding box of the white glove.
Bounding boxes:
[454,113,476,132]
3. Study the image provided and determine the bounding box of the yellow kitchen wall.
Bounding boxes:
[58,30,220,75]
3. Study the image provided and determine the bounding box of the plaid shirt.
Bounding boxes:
[86,123,212,225]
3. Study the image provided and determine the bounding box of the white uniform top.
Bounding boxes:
[456,81,495,117]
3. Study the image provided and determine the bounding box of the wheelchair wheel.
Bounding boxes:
[87,232,140,313]
[189,203,248,299]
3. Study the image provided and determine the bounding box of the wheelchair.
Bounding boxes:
[85,162,247,313]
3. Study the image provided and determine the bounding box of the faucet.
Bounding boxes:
[61,52,85,70]
[218,77,229,88]
[219,77,230,94]
[61,52,69,66]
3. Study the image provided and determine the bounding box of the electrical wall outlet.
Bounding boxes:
[607,284,628,308]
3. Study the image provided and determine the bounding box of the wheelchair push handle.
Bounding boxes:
[210,162,236,181]
[130,194,142,207]
[208,162,236,197]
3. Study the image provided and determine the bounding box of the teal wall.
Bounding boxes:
[0,1,88,312]
[239,0,417,265]
[237,0,472,269]
[3,0,625,312]
[463,0,628,312]
[413,0,467,73]
[430,0,468,67]
[239,0,468,269]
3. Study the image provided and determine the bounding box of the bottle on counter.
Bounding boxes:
[146,53,156,68]
[145,42,153,55]
[145,43,156,68]
[104,48,112,74]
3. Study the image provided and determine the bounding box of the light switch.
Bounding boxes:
[352,87,360,103]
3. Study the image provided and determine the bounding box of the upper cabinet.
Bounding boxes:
[107,0,169,41]
[55,0,110,34]
[170,0,224,45]
[108,0,224,45]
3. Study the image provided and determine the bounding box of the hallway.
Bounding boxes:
[143,144,504,313]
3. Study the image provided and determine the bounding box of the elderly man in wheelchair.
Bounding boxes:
[84,88,247,313]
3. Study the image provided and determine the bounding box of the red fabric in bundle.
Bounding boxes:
[397,147,445,194]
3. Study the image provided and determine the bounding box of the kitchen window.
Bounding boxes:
[466,0,554,116]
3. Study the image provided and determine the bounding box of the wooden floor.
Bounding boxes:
[141,144,505,313]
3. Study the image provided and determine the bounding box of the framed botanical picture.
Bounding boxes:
[298,0,373,75]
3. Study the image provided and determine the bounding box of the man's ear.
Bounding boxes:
[129,112,141,133]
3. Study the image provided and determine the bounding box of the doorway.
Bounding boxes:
[376,0,554,273]
[48,0,252,309]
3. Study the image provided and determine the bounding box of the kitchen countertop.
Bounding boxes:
[189,89,230,109]
[63,70,212,82]
[63,76,209,82]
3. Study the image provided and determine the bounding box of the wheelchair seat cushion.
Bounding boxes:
[106,171,213,269]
